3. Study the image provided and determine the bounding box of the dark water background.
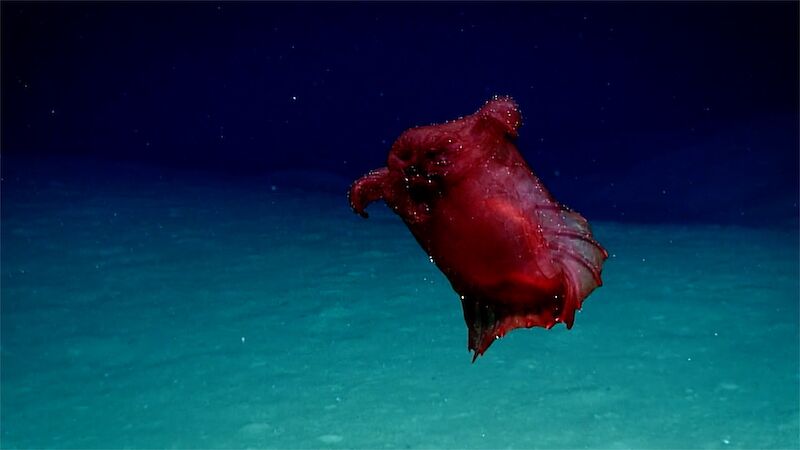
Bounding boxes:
[3,2,798,226]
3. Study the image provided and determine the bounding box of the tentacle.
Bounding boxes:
[348,167,390,218]
[549,243,604,286]
[550,228,608,257]
[560,270,580,329]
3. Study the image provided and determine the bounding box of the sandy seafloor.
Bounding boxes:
[2,157,798,449]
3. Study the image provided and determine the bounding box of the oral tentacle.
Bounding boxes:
[348,167,390,218]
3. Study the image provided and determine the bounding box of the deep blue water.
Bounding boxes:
[2,2,798,448]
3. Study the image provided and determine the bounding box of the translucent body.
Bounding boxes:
[349,97,607,360]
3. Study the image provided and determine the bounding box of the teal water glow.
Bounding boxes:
[2,158,798,448]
